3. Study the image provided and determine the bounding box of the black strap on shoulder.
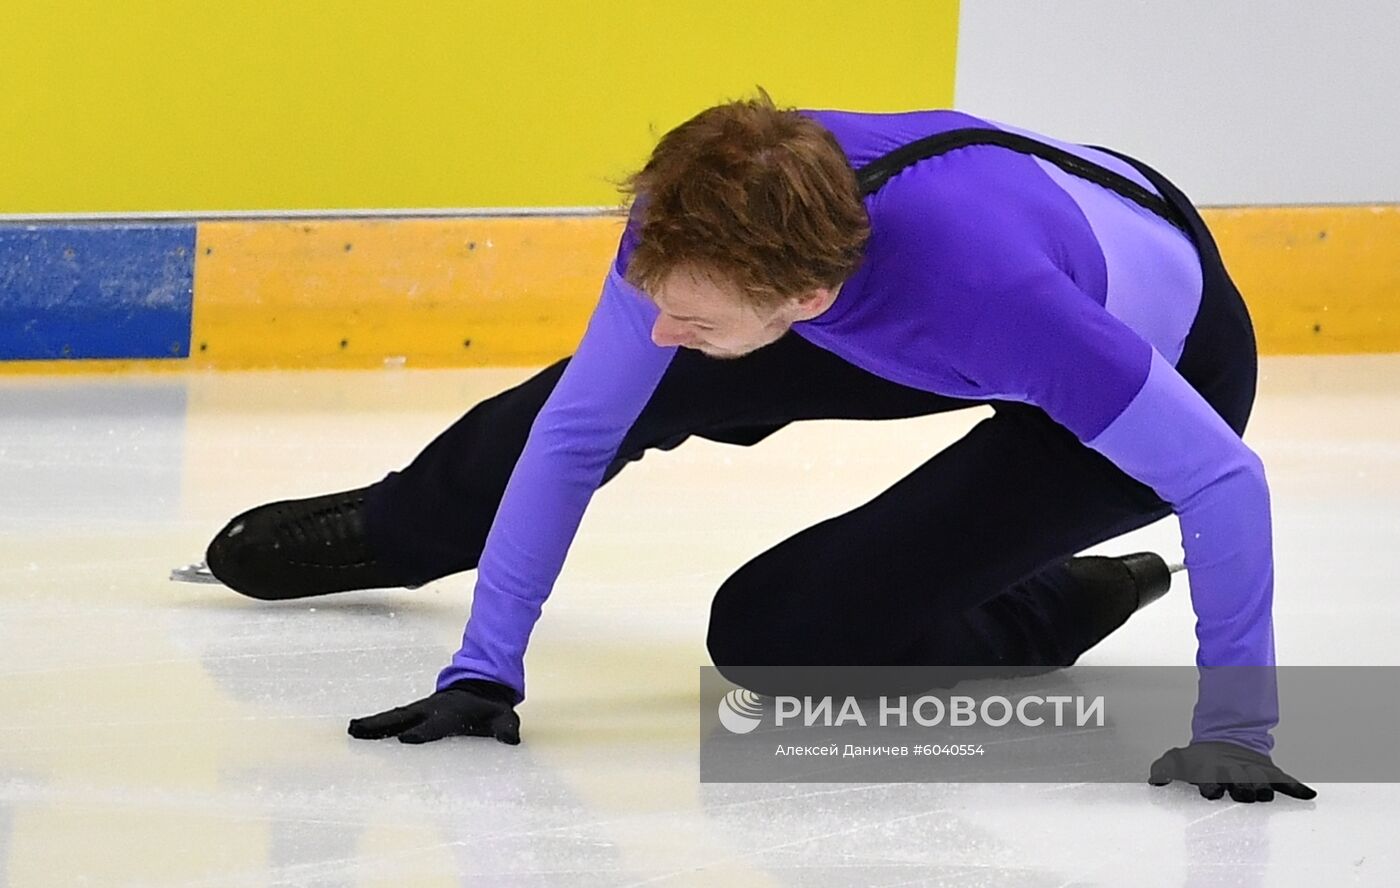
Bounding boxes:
[853,127,1189,233]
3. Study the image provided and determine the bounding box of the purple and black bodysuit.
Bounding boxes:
[366,109,1276,754]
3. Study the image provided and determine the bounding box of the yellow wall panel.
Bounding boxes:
[1202,206,1400,355]
[190,217,623,368]
[1,1,961,213]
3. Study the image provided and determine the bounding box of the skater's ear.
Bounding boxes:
[788,284,842,322]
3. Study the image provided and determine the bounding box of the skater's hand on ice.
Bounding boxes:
[348,679,521,745]
[1148,741,1315,803]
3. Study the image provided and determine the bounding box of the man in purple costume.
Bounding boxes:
[206,93,1313,803]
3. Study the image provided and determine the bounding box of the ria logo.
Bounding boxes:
[717,688,765,734]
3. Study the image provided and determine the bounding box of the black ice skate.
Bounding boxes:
[1116,551,1176,611]
[1060,550,1176,640]
[202,488,409,600]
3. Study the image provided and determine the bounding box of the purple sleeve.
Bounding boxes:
[953,262,1279,753]
[1088,351,1278,753]
[436,261,676,701]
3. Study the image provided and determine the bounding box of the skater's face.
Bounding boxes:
[648,266,838,359]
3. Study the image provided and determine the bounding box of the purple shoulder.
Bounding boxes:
[797,108,996,170]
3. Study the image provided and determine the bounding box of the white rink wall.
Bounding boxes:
[954,1,1400,205]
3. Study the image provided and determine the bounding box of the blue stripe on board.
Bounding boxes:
[0,224,196,360]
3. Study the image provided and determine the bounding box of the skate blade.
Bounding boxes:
[170,561,223,585]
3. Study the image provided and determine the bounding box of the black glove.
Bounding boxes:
[348,679,521,745]
[1149,741,1316,803]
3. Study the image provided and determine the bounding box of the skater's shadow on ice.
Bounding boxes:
[168,591,465,620]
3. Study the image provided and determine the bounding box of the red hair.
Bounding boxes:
[619,89,869,308]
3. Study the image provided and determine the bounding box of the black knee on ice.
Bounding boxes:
[705,575,759,684]
[705,570,889,699]
[704,569,814,695]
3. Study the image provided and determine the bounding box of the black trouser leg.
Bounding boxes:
[362,336,972,586]
[704,402,1174,693]
[363,360,569,586]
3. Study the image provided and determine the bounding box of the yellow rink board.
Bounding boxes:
[2,204,1396,376]
[189,205,1399,367]
[189,217,626,369]
[1202,205,1400,355]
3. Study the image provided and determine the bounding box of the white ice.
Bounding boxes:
[1,354,1398,887]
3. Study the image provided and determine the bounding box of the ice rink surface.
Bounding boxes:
[2,354,1398,887]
